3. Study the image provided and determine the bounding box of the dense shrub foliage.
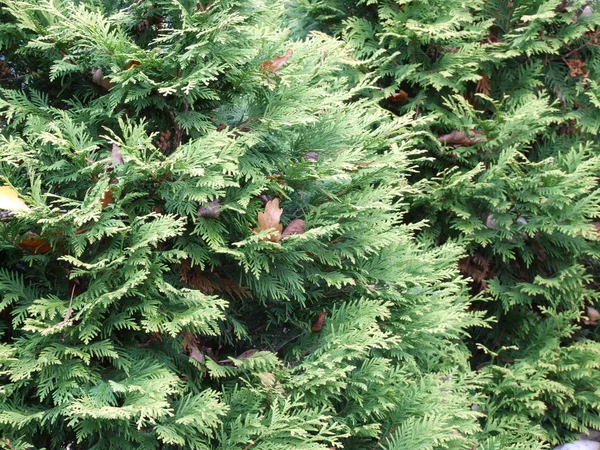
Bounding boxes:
[293,0,600,447]
[0,0,599,449]
[0,1,485,449]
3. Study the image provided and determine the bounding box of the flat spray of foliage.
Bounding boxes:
[0,1,486,449]
[293,0,600,447]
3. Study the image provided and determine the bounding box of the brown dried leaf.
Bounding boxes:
[485,214,499,230]
[253,199,283,242]
[18,232,52,254]
[344,160,376,172]
[258,194,273,204]
[585,306,600,325]
[260,49,293,74]
[355,160,375,168]
[111,144,124,165]
[281,219,305,239]
[237,349,259,359]
[182,332,205,364]
[443,46,459,53]
[565,58,589,78]
[476,75,491,96]
[439,130,485,147]
[579,5,593,20]
[485,34,503,44]
[196,1,211,12]
[136,19,150,33]
[0,61,9,77]
[304,152,319,162]
[100,189,115,209]
[189,345,205,364]
[459,253,492,290]
[91,68,114,90]
[387,90,408,104]
[125,59,141,70]
[197,199,220,218]
[311,312,327,332]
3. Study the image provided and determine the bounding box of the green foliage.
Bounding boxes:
[292,0,600,447]
[0,1,483,449]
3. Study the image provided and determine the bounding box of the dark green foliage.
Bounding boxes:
[0,1,485,449]
[292,0,600,447]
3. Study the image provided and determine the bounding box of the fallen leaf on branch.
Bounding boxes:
[584,306,599,325]
[387,90,408,104]
[438,130,484,147]
[125,59,141,70]
[281,219,305,239]
[304,152,319,162]
[182,332,205,364]
[197,199,221,218]
[253,199,283,242]
[485,214,499,230]
[260,48,293,74]
[188,345,204,364]
[485,34,503,44]
[576,5,593,22]
[100,189,115,209]
[443,46,459,53]
[136,19,150,33]
[237,349,259,359]
[91,68,114,90]
[342,160,375,173]
[476,75,491,95]
[0,186,31,213]
[459,253,491,290]
[258,194,273,204]
[18,232,52,254]
[111,144,123,166]
[311,312,327,332]
[565,58,589,78]
[196,1,210,12]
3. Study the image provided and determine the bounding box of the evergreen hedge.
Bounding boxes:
[293,0,600,447]
[0,0,599,449]
[0,1,483,449]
